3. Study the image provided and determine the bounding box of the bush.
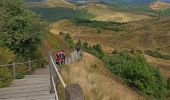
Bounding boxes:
[0,48,15,88]
[16,72,25,79]
[0,67,12,88]
[106,53,167,98]
[0,0,48,59]
[81,42,104,59]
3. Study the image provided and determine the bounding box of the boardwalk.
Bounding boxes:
[0,50,81,100]
[0,68,55,100]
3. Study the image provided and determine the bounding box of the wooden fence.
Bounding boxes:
[48,51,83,100]
[0,58,46,79]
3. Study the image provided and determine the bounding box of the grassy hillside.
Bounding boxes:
[80,4,150,22]
[52,17,170,54]
[27,0,76,8]
[60,52,144,100]
[51,17,170,78]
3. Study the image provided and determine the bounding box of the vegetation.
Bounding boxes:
[76,40,167,98]
[72,18,125,32]
[0,0,48,87]
[0,0,48,59]
[30,7,94,22]
[105,53,167,98]
[0,48,15,88]
[145,50,170,60]
[64,33,75,49]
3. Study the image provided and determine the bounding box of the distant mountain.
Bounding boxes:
[100,0,155,5]
[26,0,46,2]
[67,0,156,5]
[162,0,170,3]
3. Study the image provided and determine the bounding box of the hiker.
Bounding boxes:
[56,54,62,66]
[60,50,65,64]
[57,50,65,64]
[75,44,81,53]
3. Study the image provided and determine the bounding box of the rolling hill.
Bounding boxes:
[51,17,170,78]
[61,52,144,100]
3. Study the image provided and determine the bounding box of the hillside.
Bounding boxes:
[27,0,76,8]
[149,1,170,10]
[61,52,144,100]
[79,4,150,22]
[51,17,170,78]
[51,17,170,54]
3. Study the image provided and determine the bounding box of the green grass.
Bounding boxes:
[72,19,125,32]
[30,7,94,22]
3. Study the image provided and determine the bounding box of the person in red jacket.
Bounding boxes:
[56,54,62,65]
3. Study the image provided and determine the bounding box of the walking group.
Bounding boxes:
[56,50,65,65]
[55,44,81,66]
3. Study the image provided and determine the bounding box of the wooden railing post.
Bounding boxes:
[48,51,55,93]
[28,60,31,72]
[65,84,83,100]
[12,62,16,79]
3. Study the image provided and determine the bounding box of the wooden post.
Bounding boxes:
[65,84,83,100]
[12,62,16,79]
[28,60,31,72]
[48,51,55,93]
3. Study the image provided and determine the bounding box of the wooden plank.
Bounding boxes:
[10,80,49,87]
[6,94,55,100]
[0,91,51,99]
[0,83,49,92]
[0,86,49,96]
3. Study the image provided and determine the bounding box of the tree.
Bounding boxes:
[0,0,48,59]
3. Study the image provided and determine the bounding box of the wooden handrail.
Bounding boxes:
[52,76,59,100]
[48,50,83,100]
[50,55,67,88]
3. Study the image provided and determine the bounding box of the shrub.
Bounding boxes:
[16,72,25,79]
[106,53,167,98]
[0,48,15,88]
[0,0,48,59]
[0,67,12,88]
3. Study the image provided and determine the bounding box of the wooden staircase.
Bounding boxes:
[0,68,55,100]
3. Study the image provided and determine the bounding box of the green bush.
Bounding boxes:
[16,72,25,79]
[106,53,167,98]
[81,41,104,59]
[0,48,15,88]
[0,67,12,88]
[0,0,48,59]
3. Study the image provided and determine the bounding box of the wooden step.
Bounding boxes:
[0,83,49,92]
[6,94,55,100]
[0,91,51,99]
[10,79,49,87]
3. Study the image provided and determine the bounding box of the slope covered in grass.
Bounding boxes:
[60,52,144,100]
